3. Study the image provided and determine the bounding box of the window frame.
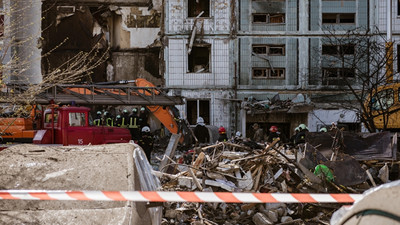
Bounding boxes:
[322,13,356,24]
[188,0,210,18]
[187,44,211,73]
[252,68,285,79]
[322,67,355,84]
[68,112,86,127]
[398,0,400,17]
[252,45,286,56]
[252,13,285,24]
[186,99,210,125]
[322,44,355,55]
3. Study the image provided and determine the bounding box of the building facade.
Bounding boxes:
[237,0,369,137]
[163,0,236,134]
[2,0,399,138]
[163,0,378,138]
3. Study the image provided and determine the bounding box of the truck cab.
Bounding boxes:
[365,83,400,130]
[33,106,131,145]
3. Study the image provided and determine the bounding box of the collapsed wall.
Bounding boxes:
[0,143,161,225]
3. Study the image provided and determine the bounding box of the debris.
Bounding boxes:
[155,128,400,224]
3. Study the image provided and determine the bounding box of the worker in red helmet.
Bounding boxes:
[218,126,228,142]
[267,125,287,143]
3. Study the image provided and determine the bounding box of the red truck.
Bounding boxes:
[33,106,131,145]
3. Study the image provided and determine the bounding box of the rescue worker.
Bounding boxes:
[139,107,149,128]
[231,131,242,144]
[290,126,300,145]
[129,108,141,141]
[193,117,209,144]
[104,111,114,126]
[267,125,279,143]
[115,115,122,127]
[252,123,264,142]
[94,111,102,126]
[218,126,228,142]
[295,124,309,145]
[320,127,328,132]
[138,126,153,161]
[121,109,130,128]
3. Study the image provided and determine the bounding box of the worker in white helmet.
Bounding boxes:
[138,126,153,161]
[193,117,209,144]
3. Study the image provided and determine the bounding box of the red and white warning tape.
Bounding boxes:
[0,190,362,203]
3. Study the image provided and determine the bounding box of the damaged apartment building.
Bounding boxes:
[163,0,400,139]
[2,0,400,139]
[39,0,164,85]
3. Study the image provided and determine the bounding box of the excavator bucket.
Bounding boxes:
[135,78,179,135]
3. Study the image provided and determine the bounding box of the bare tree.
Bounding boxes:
[311,27,396,132]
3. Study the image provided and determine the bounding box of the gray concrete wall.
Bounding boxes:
[3,0,42,84]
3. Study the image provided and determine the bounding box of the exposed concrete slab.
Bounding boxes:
[0,143,161,224]
[331,181,400,225]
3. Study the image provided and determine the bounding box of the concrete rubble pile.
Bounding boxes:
[153,129,400,225]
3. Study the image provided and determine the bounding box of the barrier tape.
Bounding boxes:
[0,190,363,203]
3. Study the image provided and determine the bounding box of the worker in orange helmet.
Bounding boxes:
[218,126,228,142]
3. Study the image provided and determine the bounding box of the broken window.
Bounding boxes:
[322,13,355,24]
[398,45,400,73]
[252,45,285,56]
[252,14,285,24]
[322,68,355,85]
[188,45,210,73]
[252,68,285,79]
[322,44,355,55]
[187,100,210,125]
[188,0,210,17]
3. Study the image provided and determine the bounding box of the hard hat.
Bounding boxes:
[295,127,300,132]
[299,124,308,130]
[218,126,226,134]
[140,107,146,111]
[269,126,278,133]
[97,111,102,115]
[320,127,328,132]
[123,109,128,113]
[132,108,138,113]
[235,131,242,137]
[141,126,150,132]
[104,111,109,116]
[116,115,121,119]
[196,117,205,125]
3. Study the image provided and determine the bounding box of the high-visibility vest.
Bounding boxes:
[106,118,113,127]
[129,117,139,128]
[121,118,127,128]
[94,119,101,126]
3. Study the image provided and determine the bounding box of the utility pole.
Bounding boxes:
[386,0,393,83]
